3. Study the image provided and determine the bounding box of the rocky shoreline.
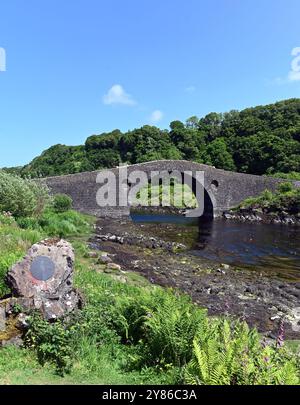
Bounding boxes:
[133,204,300,226]
[223,208,300,226]
[90,218,300,340]
[130,205,188,216]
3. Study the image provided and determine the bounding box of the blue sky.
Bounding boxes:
[0,0,300,167]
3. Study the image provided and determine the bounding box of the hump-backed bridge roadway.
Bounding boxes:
[44,160,297,219]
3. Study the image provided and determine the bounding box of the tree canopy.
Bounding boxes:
[7,98,300,178]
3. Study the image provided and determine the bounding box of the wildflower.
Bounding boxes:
[276,319,285,348]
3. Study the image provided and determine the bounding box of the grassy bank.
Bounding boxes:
[1,172,300,385]
[0,209,92,297]
[238,182,300,215]
[1,214,300,384]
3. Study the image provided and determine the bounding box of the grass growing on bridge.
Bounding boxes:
[238,182,300,214]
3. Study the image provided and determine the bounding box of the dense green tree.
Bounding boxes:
[198,112,223,142]
[169,120,185,131]
[120,125,181,163]
[85,130,121,169]
[21,145,92,178]
[8,98,300,178]
[170,122,204,162]
[185,116,200,129]
[205,138,236,171]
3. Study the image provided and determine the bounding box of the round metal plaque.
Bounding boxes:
[30,256,55,281]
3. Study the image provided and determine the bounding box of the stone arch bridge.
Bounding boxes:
[44,160,294,219]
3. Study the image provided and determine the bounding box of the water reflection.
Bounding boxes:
[131,213,300,280]
[131,213,198,226]
[193,220,300,278]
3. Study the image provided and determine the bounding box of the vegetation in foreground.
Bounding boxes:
[3,98,300,178]
[238,182,300,215]
[0,171,300,385]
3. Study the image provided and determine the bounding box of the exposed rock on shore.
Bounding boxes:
[223,208,300,225]
[1,239,83,347]
[5,238,82,320]
[95,219,188,252]
[131,205,187,216]
[90,218,300,340]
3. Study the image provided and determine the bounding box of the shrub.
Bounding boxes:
[16,217,42,231]
[12,208,91,239]
[0,251,23,296]
[113,288,207,368]
[0,224,42,296]
[184,318,299,385]
[109,284,300,384]
[24,307,120,376]
[142,291,207,367]
[53,194,73,213]
[15,260,300,384]
[278,182,294,193]
[272,172,300,181]
[29,180,51,216]
[0,212,16,226]
[39,210,90,238]
[25,314,73,375]
[238,183,300,214]
[0,171,49,218]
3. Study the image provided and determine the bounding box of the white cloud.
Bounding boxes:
[271,76,287,85]
[288,47,300,82]
[288,70,300,82]
[103,84,136,106]
[150,110,164,123]
[185,85,196,93]
[0,47,6,72]
[270,47,300,85]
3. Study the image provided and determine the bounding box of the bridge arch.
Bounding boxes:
[127,168,217,219]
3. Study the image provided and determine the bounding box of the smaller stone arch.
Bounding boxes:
[211,179,219,190]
